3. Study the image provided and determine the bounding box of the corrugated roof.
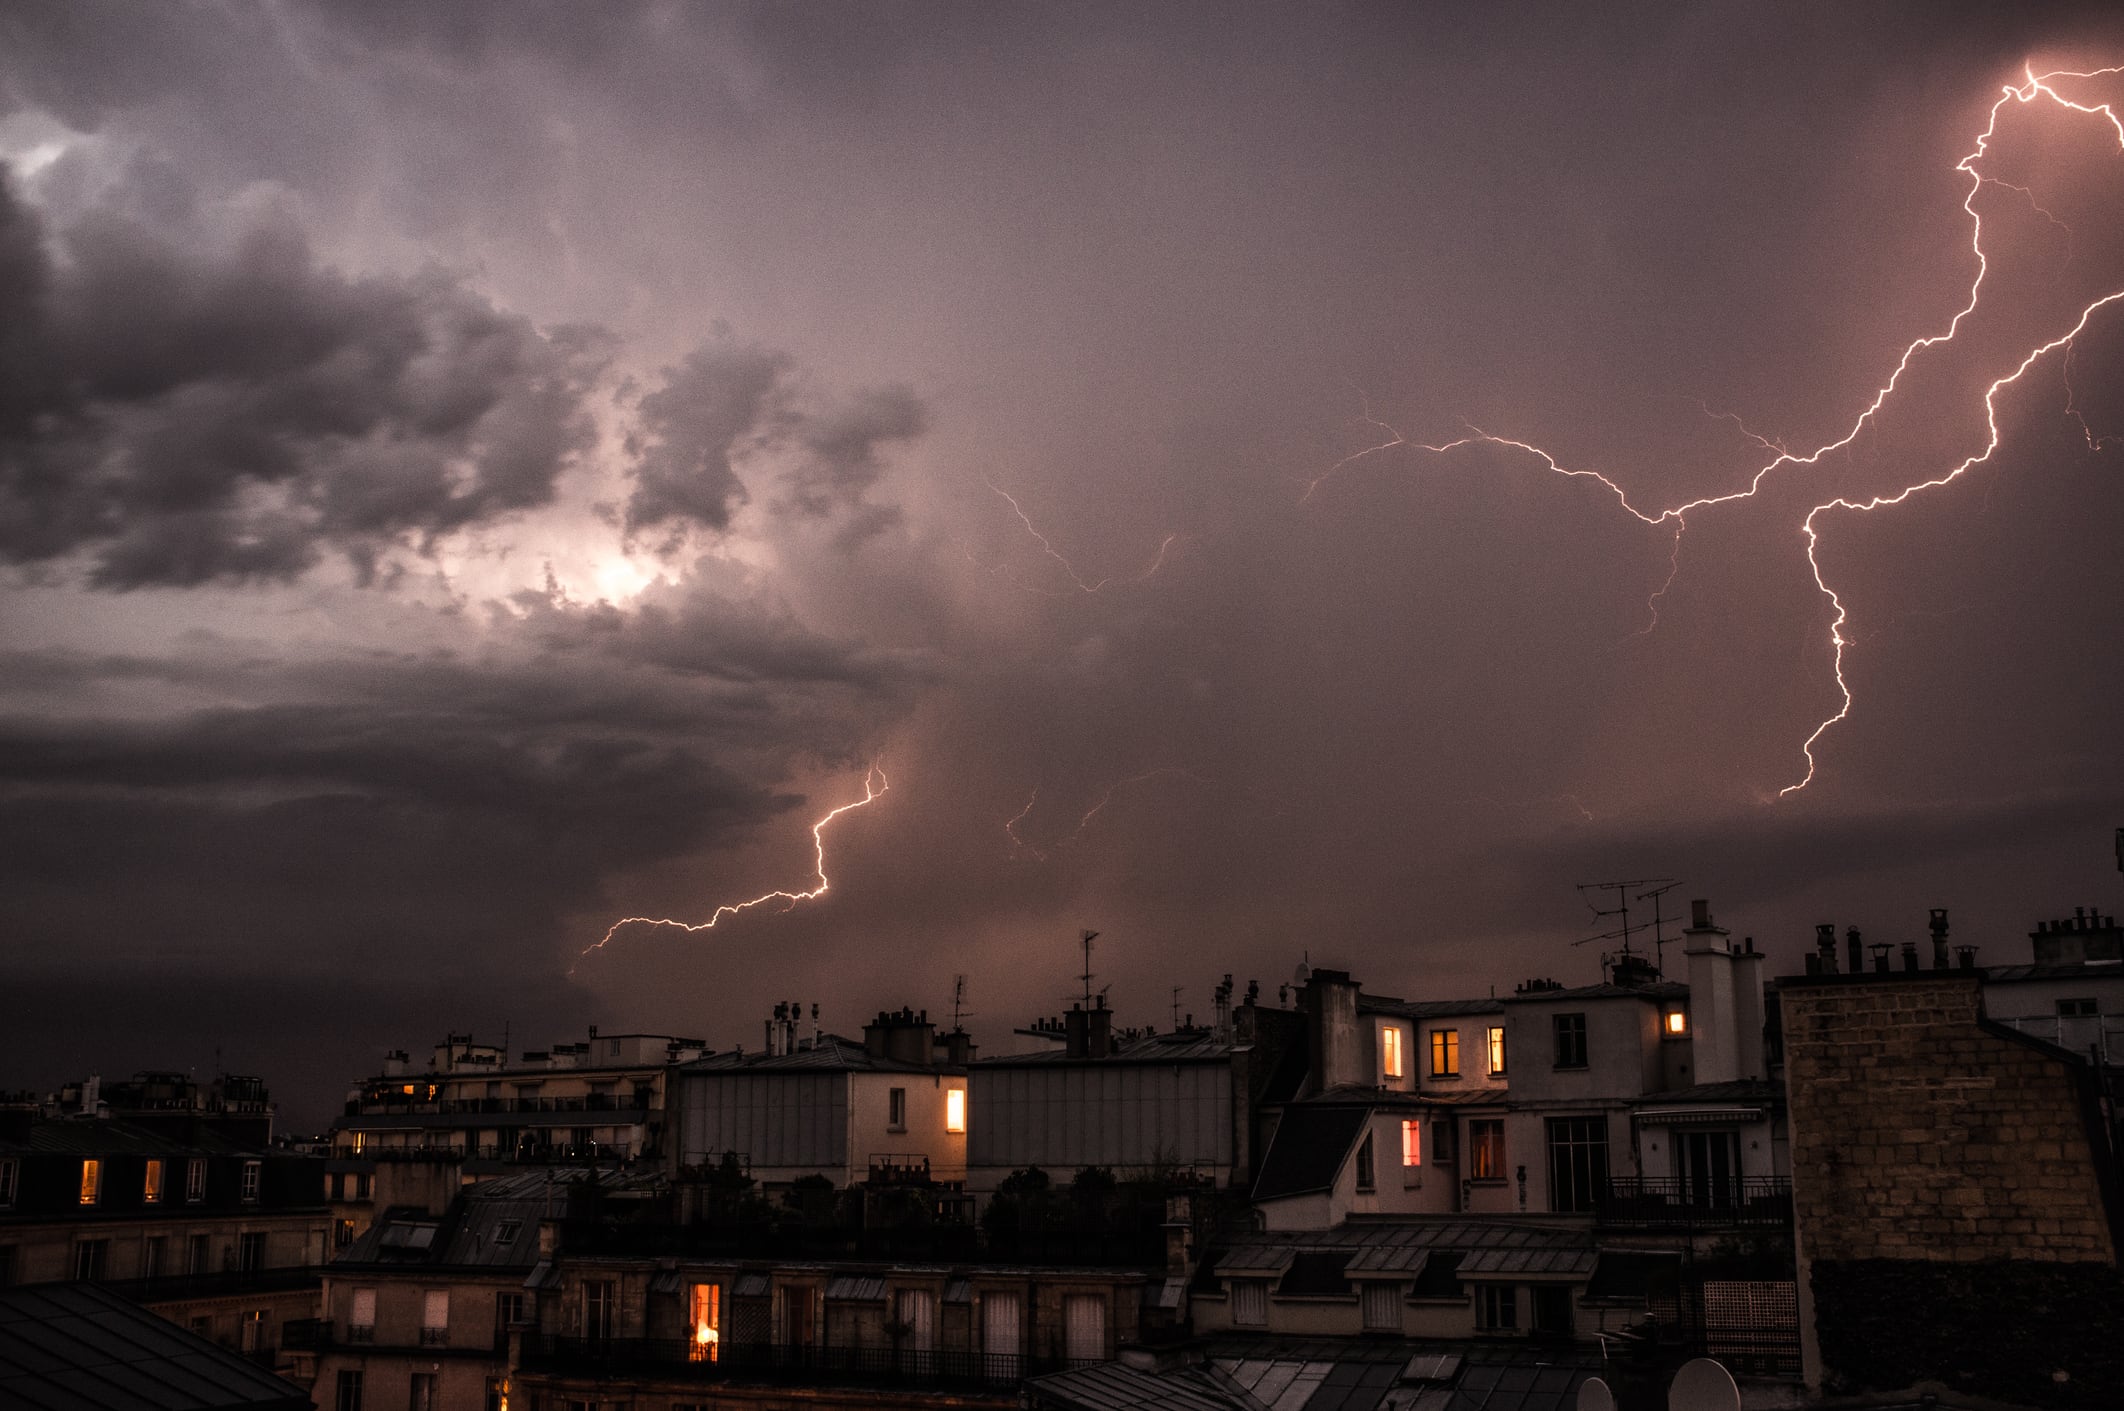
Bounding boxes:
[1215,1246,1298,1274]
[734,1272,772,1298]
[1455,1248,1596,1278]
[974,1029,1242,1069]
[0,1283,310,1411]
[1251,1108,1368,1201]
[1344,1245,1429,1277]
[681,1036,945,1075]
[1502,981,1686,1004]
[824,1275,886,1301]
[1032,1361,1243,1411]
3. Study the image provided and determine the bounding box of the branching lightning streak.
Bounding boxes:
[982,475,1179,594]
[1005,766,1208,859]
[1306,64,2124,795]
[578,765,888,967]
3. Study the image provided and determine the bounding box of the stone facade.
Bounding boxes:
[1782,973,2115,1265]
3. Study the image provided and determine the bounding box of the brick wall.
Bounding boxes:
[1782,974,2115,1264]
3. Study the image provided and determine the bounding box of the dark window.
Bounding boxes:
[587,1280,616,1343]
[335,1371,364,1411]
[0,1246,17,1286]
[410,1373,437,1411]
[0,1158,14,1208]
[2059,997,2099,1017]
[1354,1132,1376,1191]
[1553,1013,1588,1068]
[497,1291,525,1339]
[73,1240,108,1281]
[335,1219,355,1249]
[143,1236,166,1279]
[185,1158,206,1202]
[888,1088,907,1130]
[238,1232,266,1272]
[1476,1284,1516,1331]
[1545,1115,1609,1212]
[1530,1284,1573,1336]
[1469,1120,1504,1180]
[240,1160,261,1204]
[1430,1028,1459,1077]
[485,1379,505,1411]
[187,1234,212,1275]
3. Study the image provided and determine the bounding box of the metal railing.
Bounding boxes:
[1596,1177,1792,1228]
[523,1336,1071,1388]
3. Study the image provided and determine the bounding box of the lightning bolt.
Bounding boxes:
[982,475,1180,593]
[1005,766,1210,859]
[577,765,889,968]
[1306,63,2124,795]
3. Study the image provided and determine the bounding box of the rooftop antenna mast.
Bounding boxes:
[1574,878,1674,979]
[1171,986,1184,1030]
[1635,881,1683,976]
[950,975,972,1031]
[1080,929,1100,1007]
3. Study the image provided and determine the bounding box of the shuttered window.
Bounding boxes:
[1230,1280,1267,1327]
[1361,1282,1400,1331]
[1063,1294,1105,1363]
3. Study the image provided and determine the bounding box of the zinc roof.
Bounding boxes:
[0,1283,310,1411]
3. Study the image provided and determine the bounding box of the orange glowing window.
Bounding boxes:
[144,1159,163,1204]
[402,1083,416,1096]
[945,1088,966,1134]
[1665,1010,1688,1036]
[79,1159,101,1205]
[1380,1026,1404,1080]
[1400,1119,1421,1167]
[689,1283,721,1362]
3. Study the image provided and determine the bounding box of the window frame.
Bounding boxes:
[1468,1119,1505,1182]
[887,1087,907,1132]
[1429,1028,1460,1078]
[945,1087,966,1134]
[1400,1118,1422,1168]
[1229,1279,1268,1327]
[1544,1114,1610,1214]
[0,1157,16,1208]
[1486,1026,1507,1076]
[335,1369,364,1411]
[185,1158,207,1202]
[240,1160,262,1204]
[1353,1131,1376,1192]
[79,1158,101,1206]
[1380,1025,1404,1080]
[2058,997,2099,1017]
[1476,1283,1518,1332]
[1552,1013,1589,1069]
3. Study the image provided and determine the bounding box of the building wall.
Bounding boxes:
[1499,997,1662,1105]
[849,1071,966,1184]
[966,1062,1233,1184]
[676,1072,849,1176]
[1784,975,2115,1265]
[1783,972,2123,1404]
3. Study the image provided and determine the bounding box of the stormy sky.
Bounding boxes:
[4,2,2123,1129]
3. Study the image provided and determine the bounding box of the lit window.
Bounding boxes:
[79,1159,101,1205]
[1430,1028,1459,1078]
[144,1159,163,1204]
[402,1083,416,1096]
[1487,1026,1506,1075]
[689,1283,721,1362]
[1400,1119,1421,1167]
[945,1088,966,1134]
[1664,1009,1688,1036]
[1381,1026,1404,1080]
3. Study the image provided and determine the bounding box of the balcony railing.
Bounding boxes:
[522,1336,1069,1389]
[1597,1177,1792,1228]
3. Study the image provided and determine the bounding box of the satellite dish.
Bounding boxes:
[1668,1359,1740,1411]
[1575,1377,1615,1411]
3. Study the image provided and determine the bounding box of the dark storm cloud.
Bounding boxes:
[0,171,606,587]
[620,343,928,549]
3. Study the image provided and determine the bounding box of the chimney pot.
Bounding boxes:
[1900,941,1920,973]
[1846,926,1864,975]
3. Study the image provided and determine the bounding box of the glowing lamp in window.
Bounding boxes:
[79,1159,101,1205]
[1665,1010,1688,1036]
[1400,1119,1421,1167]
[1380,1026,1404,1080]
[945,1088,966,1134]
[690,1283,721,1362]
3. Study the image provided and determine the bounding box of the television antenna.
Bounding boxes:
[1573,878,1676,978]
[1080,929,1100,1006]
